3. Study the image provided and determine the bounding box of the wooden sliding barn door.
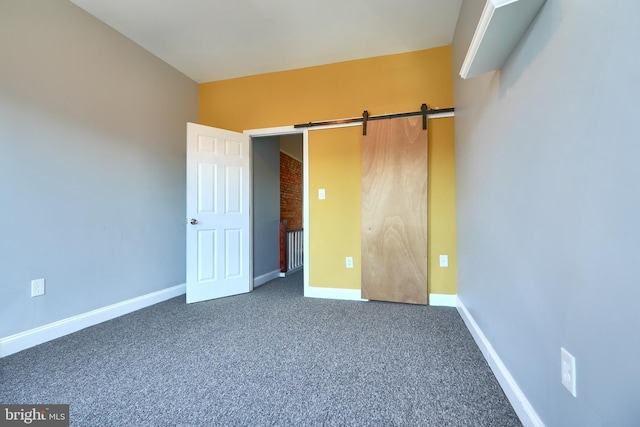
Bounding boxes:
[361,116,428,304]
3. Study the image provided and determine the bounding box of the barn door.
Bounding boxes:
[361,116,428,304]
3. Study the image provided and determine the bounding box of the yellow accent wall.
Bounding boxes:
[199,46,457,295]
[428,117,457,295]
[308,126,363,289]
[199,47,453,131]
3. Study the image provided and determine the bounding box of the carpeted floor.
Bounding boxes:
[1,270,521,426]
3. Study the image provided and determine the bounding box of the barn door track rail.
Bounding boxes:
[293,104,455,135]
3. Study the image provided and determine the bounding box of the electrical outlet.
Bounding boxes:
[561,347,577,397]
[346,256,354,269]
[439,255,449,267]
[318,188,326,200]
[31,278,45,297]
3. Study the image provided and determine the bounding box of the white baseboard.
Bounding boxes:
[0,283,186,358]
[253,269,281,288]
[278,266,303,278]
[304,286,368,301]
[457,297,545,427]
[429,293,457,307]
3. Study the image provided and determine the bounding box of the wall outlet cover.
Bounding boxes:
[346,256,354,269]
[561,347,577,397]
[31,278,45,297]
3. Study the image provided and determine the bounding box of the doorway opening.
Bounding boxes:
[245,126,308,295]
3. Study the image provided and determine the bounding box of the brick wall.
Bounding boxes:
[280,152,303,230]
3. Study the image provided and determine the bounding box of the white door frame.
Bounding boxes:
[244,126,310,296]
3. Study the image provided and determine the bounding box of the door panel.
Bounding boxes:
[225,166,242,213]
[361,117,428,304]
[186,123,251,303]
[197,230,216,282]
[225,228,242,278]
[198,163,217,213]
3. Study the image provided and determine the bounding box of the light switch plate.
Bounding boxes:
[439,255,449,267]
[318,188,326,200]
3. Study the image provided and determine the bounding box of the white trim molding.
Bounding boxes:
[305,286,368,302]
[0,283,186,358]
[279,266,302,278]
[457,297,545,427]
[243,125,312,297]
[429,293,458,307]
[254,269,281,288]
[244,125,302,137]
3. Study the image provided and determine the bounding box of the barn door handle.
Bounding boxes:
[189,218,198,225]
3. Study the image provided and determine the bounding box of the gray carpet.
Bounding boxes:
[1,270,521,426]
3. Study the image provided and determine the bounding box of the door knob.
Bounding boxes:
[190,218,198,225]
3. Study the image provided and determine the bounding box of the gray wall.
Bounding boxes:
[0,1,198,338]
[452,1,640,426]
[252,136,280,279]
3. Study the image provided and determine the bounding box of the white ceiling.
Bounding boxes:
[70,0,463,83]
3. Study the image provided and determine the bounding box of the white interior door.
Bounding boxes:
[186,122,251,303]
